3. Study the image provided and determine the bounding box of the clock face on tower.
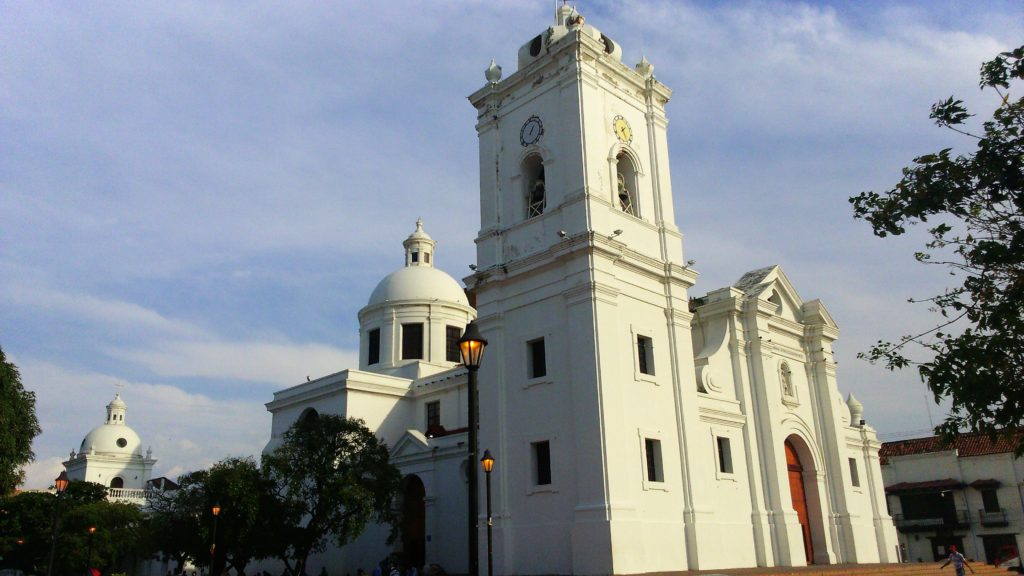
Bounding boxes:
[520,115,544,146]
[613,115,632,144]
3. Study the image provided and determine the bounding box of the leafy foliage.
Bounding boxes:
[145,457,275,575]
[0,491,53,574]
[0,345,42,493]
[146,417,400,576]
[850,46,1024,450]
[262,414,401,576]
[0,482,142,575]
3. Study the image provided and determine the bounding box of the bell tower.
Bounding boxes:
[467,6,707,575]
[469,5,685,269]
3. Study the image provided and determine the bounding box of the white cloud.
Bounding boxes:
[3,0,1022,476]
[2,284,206,339]
[109,340,358,385]
[19,360,269,490]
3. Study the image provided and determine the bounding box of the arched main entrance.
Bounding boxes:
[785,439,814,564]
[400,475,426,568]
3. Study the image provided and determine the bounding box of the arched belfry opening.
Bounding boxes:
[784,437,826,565]
[615,153,638,216]
[523,154,546,218]
[299,407,319,424]
[400,474,427,569]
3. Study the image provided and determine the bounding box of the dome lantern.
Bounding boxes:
[106,393,127,425]
[403,218,436,268]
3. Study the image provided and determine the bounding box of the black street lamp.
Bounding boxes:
[210,502,222,575]
[481,450,495,576]
[86,526,96,575]
[46,471,70,576]
[458,321,488,576]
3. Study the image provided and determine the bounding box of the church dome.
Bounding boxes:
[78,393,144,456]
[358,220,476,377]
[366,219,468,308]
[80,423,143,456]
[367,266,469,307]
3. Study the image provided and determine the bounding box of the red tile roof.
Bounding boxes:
[885,478,964,494]
[880,430,1023,464]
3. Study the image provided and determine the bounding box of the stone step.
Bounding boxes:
[692,561,1016,576]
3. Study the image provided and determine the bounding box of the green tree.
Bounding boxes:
[145,458,277,576]
[850,46,1024,449]
[0,345,42,493]
[262,415,401,576]
[59,499,145,575]
[0,491,53,573]
[144,480,205,573]
[0,481,136,575]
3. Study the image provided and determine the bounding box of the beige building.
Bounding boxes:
[881,431,1024,565]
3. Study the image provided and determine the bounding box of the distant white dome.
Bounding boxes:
[80,422,143,456]
[368,266,469,307]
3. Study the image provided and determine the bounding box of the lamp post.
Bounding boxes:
[458,321,487,576]
[481,450,495,576]
[86,526,96,575]
[210,502,221,575]
[46,470,70,576]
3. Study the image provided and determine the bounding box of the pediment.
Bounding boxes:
[391,430,431,458]
[735,265,805,322]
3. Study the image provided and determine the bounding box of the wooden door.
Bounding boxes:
[401,475,426,568]
[785,440,814,564]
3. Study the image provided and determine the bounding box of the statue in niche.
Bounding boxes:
[617,173,633,214]
[781,363,794,397]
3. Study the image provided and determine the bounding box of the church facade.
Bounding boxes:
[264,7,898,574]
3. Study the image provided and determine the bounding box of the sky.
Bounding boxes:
[2,1,1022,489]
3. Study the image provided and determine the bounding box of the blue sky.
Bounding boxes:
[2,1,1021,488]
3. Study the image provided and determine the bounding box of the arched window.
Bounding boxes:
[110,477,124,489]
[523,155,545,218]
[616,153,638,217]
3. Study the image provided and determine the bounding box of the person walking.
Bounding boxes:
[940,545,975,576]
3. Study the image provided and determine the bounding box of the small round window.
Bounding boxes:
[117,438,127,448]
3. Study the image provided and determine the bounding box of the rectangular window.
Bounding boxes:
[425,401,440,431]
[402,323,424,360]
[637,335,654,375]
[848,457,860,487]
[899,493,945,520]
[446,326,462,363]
[533,440,551,485]
[528,338,547,378]
[982,489,1000,513]
[645,438,663,482]
[424,253,431,264]
[717,436,733,474]
[411,252,419,263]
[368,328,381,365]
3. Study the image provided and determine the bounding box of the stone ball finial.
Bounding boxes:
[485,59,502,84]
[846,393,864,425]
[635,55,654,78]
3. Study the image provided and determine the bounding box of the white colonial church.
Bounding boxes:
[63,393,158,504]
[264,6,898,574]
